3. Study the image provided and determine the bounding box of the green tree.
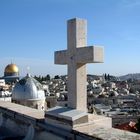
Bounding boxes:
[104,73,107,80]
[107,74,110,81]
[46,74,51,81]
[54,75,60,79]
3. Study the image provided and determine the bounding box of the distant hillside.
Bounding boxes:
[119,73,140,81]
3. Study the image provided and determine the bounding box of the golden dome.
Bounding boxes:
[5,64,19,73]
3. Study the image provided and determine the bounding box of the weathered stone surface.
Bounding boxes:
[74,124,140,140]
[46,18,105,129]
[0,101,140,140]
[45,106,88,127]
[55,18,103,112]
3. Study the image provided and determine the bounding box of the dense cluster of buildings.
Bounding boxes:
[0,63,140,131]
[43,74,140,129]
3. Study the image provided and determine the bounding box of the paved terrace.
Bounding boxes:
[0,101,140,140]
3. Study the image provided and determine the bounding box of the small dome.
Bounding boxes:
[12,74,45,101]
[5,64,19,73]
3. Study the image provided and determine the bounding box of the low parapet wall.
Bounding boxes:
[0,101,140,140]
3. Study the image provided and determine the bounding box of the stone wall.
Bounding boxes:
[0,101,140,140]
[12,99,46,110]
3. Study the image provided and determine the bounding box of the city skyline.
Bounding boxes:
[0,0,140,76]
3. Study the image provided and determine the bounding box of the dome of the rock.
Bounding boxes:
[4,64,19,76]
[3,63,19,83]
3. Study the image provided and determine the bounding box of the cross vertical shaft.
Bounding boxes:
[55,18,103,112]
[67,19,87,111]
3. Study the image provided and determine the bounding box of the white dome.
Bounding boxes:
[12,74,45,101]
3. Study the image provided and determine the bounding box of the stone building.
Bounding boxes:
[12,74,46,110]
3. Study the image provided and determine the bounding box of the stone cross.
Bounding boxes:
[55,18,103,112]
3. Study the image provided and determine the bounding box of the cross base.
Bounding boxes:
[45,106,88,129]
[45,106,112,130]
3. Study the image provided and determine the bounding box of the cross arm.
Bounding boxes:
[76,46,104,63]
[55,50,68,64]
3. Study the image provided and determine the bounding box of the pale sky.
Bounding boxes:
[0,0,140,77]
